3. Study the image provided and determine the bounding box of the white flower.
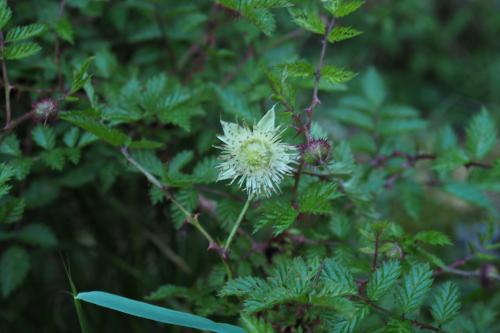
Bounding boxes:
[216,106,298,198]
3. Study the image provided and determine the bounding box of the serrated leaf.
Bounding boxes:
[240,315,275,333]
[432,148,469,172]
[335,0,365,17]
[0,197,25,223]
[466,108,497,159]
[322,65,357,84]
[383,319,412,333]
[395,263,433,313]
[17,223,58,248]
[32,125,56,150]
[0,134,21,156]
[431,282,461,324]
[278,60,314,78]
[328,26,362,43]
[320,259,357,296]
[61,111,130,146]
[220,276,265,297]
[414,231,452,246]
[444,182,494,212]
[1,246,30,297]
[299,183,341,214]
[6,23,46,42]
[333,107,374,130]
[55,17,74,44]
[254,200,298,235]
[378,118,427,136]
[0,0,12,30]
[63,128,80,148]
[288,8,325,34]
[71,57,94,94]
[170,188,198,228]
[3,42,41,60]
[40,149,65,170]
[367,260,401,301]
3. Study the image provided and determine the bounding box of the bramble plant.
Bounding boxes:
[0,0,499,332]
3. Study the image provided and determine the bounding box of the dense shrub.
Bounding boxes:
[0,0,499,332]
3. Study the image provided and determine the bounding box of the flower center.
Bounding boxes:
[240,138,272,171]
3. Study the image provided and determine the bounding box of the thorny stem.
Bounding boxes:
[120,148,219,251]
[371,232,380,271]
[0,31,12,127]
[224,195,253,253]
[304,16,336,139]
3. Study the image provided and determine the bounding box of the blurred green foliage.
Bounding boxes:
[0,0,499,332]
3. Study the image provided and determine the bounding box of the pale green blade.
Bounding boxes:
[76,291,245,333]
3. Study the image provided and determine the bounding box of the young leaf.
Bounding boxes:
[466,108,497,159]
[32,125,56,150]
[71,57,94,94]
[3,42,41,60]
[6,23,46,42]
[430,282,461,324]
[1,246,30,298]
[328,26,362,43]
[414,231,452,246]
[288,8,325,34]
[0,0,12,30]
[395,263,433,313]
[55,17,74,44]
[335,0,365,17]
[240,315,275,333]
[76,291,245,333]
[367,260,401,301]
[322,65,357,84]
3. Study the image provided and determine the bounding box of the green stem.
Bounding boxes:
[224,195,253,252]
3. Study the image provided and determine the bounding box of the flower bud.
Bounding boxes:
[33,98,58,119]
[300,139,331,166]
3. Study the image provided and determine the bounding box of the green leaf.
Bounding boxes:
[170,188,198,228]
[76,291,245,333]
[299,183,341,214]
[383,319,412,333]
[0,134,21,156]
[367,260,401,301]
[328,26,362,43]
[278,60,314,78]
[320,259,357,296]
[55,17,74,44]
[0,0,12,30]
[288,8,325,34]
[220,276,265,297]
[240,315,275,333]
[335,0,365,17]
[0,197,25,223]
[6,24,46,42]
[395,263,433,313]
[61,111,130,146]
[254,200,298,235]
[71,57,94,94]
[32,125,56,150]
[361,68,386,107]
[3,42,41,60]
[414,231,452,246]
[40,149,65,170]
[378,118,427,136]
[1,246,30,298]
[63,128,80,148]
[430,282,461,324]
[433,148,469,172]
[322,65,357,84]
[444,182,494,212]
[333,107,374,130]
[466,108,497,159]
[17,223,58,248]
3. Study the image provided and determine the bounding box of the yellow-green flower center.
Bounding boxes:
[240,138,272,170]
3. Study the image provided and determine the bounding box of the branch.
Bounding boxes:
[304,16,336,139]
[0,31,12,127]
